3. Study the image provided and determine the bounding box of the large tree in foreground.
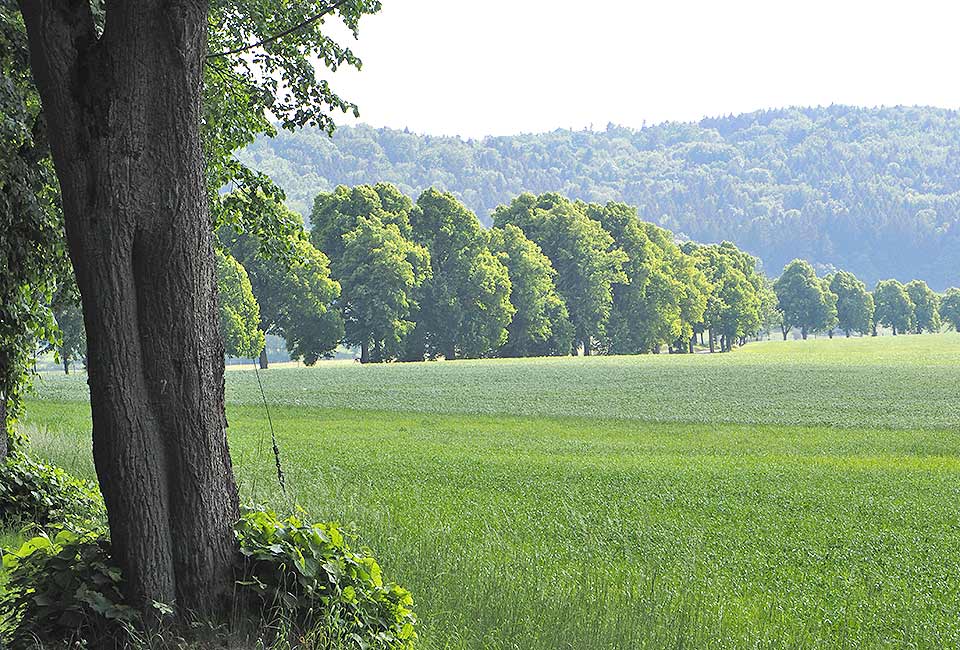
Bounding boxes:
[15,0,379,619]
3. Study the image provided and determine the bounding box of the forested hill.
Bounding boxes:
[239,105,960,289]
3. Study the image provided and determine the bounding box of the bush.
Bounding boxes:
[0,528,142,649]
[0,452,103,528]
[236,508,417,649]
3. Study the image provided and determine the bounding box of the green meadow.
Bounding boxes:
[20,333,960,649]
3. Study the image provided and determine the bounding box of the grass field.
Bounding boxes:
[19,333,960,649]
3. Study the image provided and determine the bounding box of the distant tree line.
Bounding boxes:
[240,105,960,291]
[48,183,960,369]
[206,186,957,364]
[774,259,959,339]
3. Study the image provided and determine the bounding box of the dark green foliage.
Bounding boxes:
[236,508,417,649]
[774,260,838,339]
[488,225,573,357]
[0,528,139,650]
[406,189,514,360]
[829,271,874,337]
[0,7,63,448]
[941,289,960,332]
[905,280,940,334]
[0,453,102,528]
[874,280,915,335]
[241,106,960,290]
[493,193,626,354]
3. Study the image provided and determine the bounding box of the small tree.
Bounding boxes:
[488,225,573,357]
[873,280,914,335]
[216,250,265,359]
[905,280,940,333]
[941,288,960,331]
[829,270,874,337]
[493,193,627,355]
[774,260,837,339]
[338,216,430,362]
[45,270,88,375]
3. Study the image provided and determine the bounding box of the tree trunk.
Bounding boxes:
[845,330,851,338]
[781,323,789,340]
[258,347,269,370]
[892,325,897,336]
[20,3,238,620]
[827,330,833,339]
[582,338,591,356]
[708,329,715,353]
[801,326,808,340]
[360,340,370,364]
[63,356,70,375]
[688,336,694,354]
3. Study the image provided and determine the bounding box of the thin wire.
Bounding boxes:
[253,350,286,496]
[248,355,266,499]
[226,255,286,497]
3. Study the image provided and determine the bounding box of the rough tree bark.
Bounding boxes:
[258,347,269,369]
[19,1,239,619]
[360,340,369,364]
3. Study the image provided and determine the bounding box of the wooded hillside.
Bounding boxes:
[240,105,960,289]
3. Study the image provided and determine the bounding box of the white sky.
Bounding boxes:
[324,0,960,137]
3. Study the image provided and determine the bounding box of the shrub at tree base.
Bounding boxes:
[0,452,103,527]
[0,528,141,649]
[0,507,417,649]
[236,508,417,650]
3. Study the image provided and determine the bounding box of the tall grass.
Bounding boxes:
[20,333,960,648]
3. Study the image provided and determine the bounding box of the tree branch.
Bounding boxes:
[206,0,352,59]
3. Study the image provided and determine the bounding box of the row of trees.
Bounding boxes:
[773,259,960,338]
[199,186,773,362]
[50,185,959,370]
[306,186,785,360]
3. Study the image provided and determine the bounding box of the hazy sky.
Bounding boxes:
[325,0,960,137]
